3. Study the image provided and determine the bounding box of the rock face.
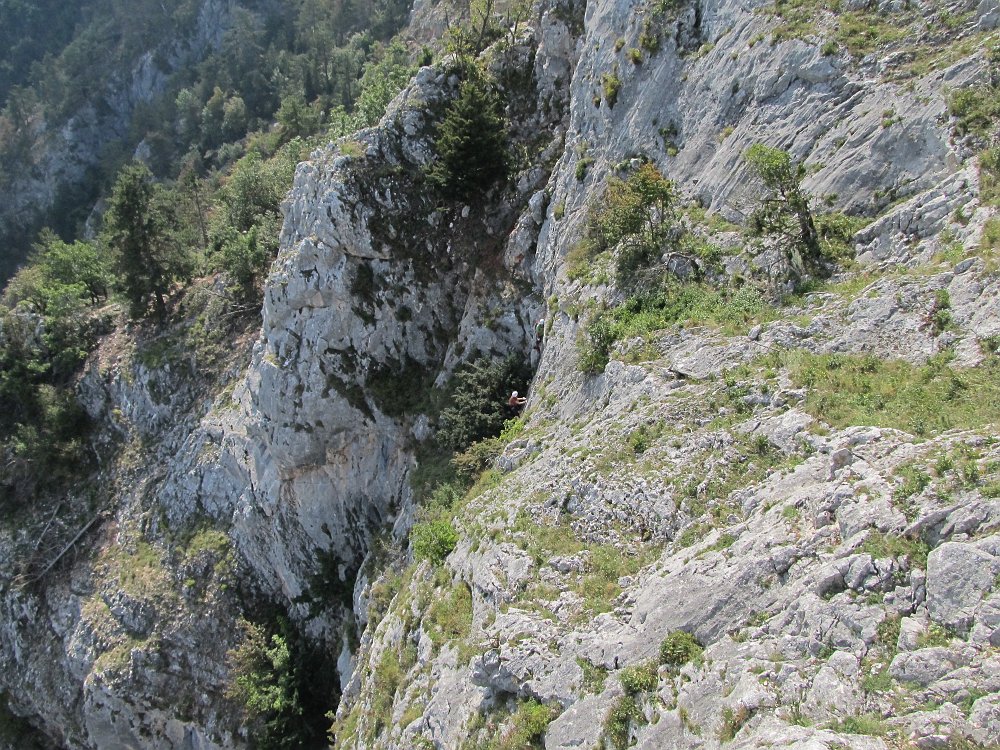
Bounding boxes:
[3,0,1000,747]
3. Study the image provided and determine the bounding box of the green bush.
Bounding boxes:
[619,662,658,694]
[592,163,678,275]
[410,520,459,564]
[603,695,642,750]
[601,70,622,108]
[490,700,556,750]
[949,86,1000,140]
[659,630,703,668]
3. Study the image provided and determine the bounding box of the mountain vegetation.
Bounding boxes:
[2,0,1000,748]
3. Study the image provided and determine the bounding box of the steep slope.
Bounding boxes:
[329,0,1000,748]
[2,0,1000,747]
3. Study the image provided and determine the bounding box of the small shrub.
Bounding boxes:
[411,520,459,564]
[628,48,643,64]
[492,700,556,750]
[619,662,658,694]
[820,40,838,56]
[601,71,622,108]
[604,696,642,750]
[659,630,703,668]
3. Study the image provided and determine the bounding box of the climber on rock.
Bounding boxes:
[508,390,527,411]
[534,318,545,351]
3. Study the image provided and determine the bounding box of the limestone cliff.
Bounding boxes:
[2,0,1000,747]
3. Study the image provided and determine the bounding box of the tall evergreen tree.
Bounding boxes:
[104,162,189,320]
[427,71,509,201]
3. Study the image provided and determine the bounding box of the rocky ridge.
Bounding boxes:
[1,0,1000,747]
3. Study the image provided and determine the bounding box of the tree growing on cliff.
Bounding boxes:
[427,70,509,201]
[104,162,190,320]
[591,162,680,283]
[743,143,820,267]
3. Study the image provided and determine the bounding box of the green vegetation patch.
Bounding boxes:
[829,713,889,736]
[620,661,659,694]
[578,280,772,373]
[859,531,930,569]
[787,350,1000,437]
[950,86,1000,141]
[577,657,609,694]
[424,580,474,649]
[660,630,704,668]
[603,695,643,750]
[719,705,752,742]
[411,520,460,565]
[488,700,557,750]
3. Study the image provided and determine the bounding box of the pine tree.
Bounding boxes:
[427,72,509,201]
[104,162,189,320]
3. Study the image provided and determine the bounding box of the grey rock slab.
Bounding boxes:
[545,692,615,750]
[889,646,973,686]
[926,541,1000,633]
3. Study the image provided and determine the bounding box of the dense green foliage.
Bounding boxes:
[0,0,415,279]
[659,630,703,668]
[0,230,112,501]
[104,162,192,319]
[436,355,532,453]
[603,696,642,750]
[227,618,337,750]
[410,519,460,564]
[591,163,680,283]
[427,68,510,200]
[0,0,96,104]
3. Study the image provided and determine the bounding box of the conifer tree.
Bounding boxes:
[427,71,509,201]
[104,162,189,320]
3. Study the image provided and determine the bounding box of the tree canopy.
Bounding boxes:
[427,70,510,201]
[103,162,190,319]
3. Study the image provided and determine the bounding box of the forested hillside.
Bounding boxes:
[0,0,412,281]
[0,0,426,515]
